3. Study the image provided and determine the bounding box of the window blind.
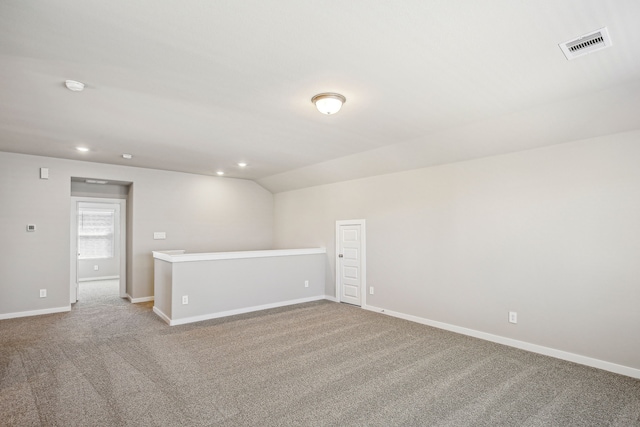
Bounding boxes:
[78,209,115,259]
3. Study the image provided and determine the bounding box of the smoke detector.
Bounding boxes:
[559,27,612,60]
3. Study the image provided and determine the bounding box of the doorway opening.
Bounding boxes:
[70,178,131,304]
[78,279,120,302]
[335,219,366,307]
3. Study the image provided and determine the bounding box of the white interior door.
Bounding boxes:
[336,220,366,306]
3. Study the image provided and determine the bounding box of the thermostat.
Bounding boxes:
[27,224,36,232]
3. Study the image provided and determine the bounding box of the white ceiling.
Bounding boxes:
[1,1,639,192]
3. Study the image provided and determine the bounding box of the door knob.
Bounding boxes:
[338,254,343,258]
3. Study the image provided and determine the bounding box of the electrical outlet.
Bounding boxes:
[304,280,309,288]
[39,289,47,298]
[182,295,188,305]
[369,287,374,295]
[94,265,99,271]
[509,311,517,324]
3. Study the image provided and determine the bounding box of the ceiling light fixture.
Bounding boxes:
[217,171,225,176]
[65,80,85,92]
[122,153,133,159]
[311,93,346,115]
[76,147,89,152]
[237,162,247,167]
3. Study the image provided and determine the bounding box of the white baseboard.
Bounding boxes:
[79,276,119,282]
[153,306,172,325]
[161,295,327,326]
[363,304,640,380]
[126,294,154,303]
[323,295,338,302]
[0,305,71,320]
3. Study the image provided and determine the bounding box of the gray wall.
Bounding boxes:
[158,253,325,323]
[273,131,640,371]
[78,255,120,281]
[70,181,129,199]
[0,152,274,315]
[154,259,173,318]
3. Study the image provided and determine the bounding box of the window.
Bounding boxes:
[78,208,115,259]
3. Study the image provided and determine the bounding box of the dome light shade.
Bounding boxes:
[311,93,346,115]
[65,80,85,92]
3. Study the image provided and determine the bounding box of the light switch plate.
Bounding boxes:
[153,232,166,240]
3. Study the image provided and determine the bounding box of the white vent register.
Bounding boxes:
[559,27,612,60]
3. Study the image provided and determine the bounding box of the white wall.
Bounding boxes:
[0,152,273,316]
[273,131,640,372]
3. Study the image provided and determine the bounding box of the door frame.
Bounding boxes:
[335,219,366,306]
[70,197,127,302]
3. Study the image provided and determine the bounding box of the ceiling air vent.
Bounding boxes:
[559,27,612,60]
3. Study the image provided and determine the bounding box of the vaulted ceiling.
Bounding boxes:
[1,1,639,192]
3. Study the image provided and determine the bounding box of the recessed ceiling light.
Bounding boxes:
[122,153,133,159]
[311,93,346,115]
[86,179,108,185]
[217,171,225,176]
[237,162,247,167]
[65,80,85,92]
[76,147,89,152]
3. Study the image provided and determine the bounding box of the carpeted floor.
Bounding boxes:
[1,281,639,426]
[78,279,122,302]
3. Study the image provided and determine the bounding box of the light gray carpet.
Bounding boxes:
[1,281,639,426]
